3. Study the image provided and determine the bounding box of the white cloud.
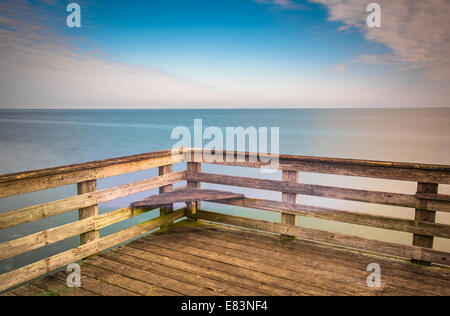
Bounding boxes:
[253,0,307,10]
[309,0,450,81]
[1,0,449,108]
[0,0,233,108]
[332,63,346,73]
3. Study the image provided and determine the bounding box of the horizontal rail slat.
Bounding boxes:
[185,149,450,172]
[0,206,157,261]
[193,210,450,266]
[0,149,180,183]
[188,171,450,213]
[187,150,450,184]
[416,193,450,202]
[0,171,186,230]
[0,153,184,198]
[210,197,450,239]
[0,208,186,292]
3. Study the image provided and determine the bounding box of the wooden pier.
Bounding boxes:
[0,149,449,296]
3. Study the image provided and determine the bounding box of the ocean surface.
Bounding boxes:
[0,108,449,274]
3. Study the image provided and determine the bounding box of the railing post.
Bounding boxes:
[412,182,438,265]
[159,165,174,215]
[77,180,99,245]
[187,162,201,219]
[281,170,298,240]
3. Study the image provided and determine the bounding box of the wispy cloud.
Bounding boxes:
[0,0,231,108]
[1,0,448,108]
[310,0,450,81]
[254,0,308,10]
[332,63,346,73]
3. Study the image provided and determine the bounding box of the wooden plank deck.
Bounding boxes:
[3,220,450,296]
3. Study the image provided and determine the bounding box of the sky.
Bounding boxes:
[0,0,449,108]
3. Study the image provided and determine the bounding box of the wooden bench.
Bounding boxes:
[131,188,244,214]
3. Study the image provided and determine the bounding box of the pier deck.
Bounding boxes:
[4,220,450,296]
[1,149,450,296]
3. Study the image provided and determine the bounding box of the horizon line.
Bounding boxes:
[0,106,449,111]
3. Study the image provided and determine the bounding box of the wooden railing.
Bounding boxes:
[0,149,186,292]
[0,148,449,292]
[183,149,450,266]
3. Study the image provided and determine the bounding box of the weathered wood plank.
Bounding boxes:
[187,149,450,184]
[86,255,218,296]
[140,237,333,295]
[211,197,450,238]
[0,209,185,292]
[183,224,450,295]
[0,149,180,183]
[144,234,358,295]
[416,193,450,202]
[0,217,93,261]
[164,229,425,295]
[193,210,450,266]
[109,247,277,295]
[125,240,301,296]
[3,220,449,296]
[0,171,185,230]
[413,183,439,252]
[0,152,184,198]
[51,270,140,296]
[281,170,297,239]
[188,223,450,281]
[187,162,201,214]
[188,171,450,212]
[0,206,155,261]
[159,165,174,217]
[80,262,177,296]
[132,188,244,208]
[78,180,99,245]
[10,284,50,296]
[100,250,254,295]
[32,275,99,296]
[185,149,450,172]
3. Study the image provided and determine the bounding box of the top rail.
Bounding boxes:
[184,149,450,184]
[184,149,450,171]
[0,149,184,198]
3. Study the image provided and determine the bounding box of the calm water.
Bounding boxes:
[0,108,450,273]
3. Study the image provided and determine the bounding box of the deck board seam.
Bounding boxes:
[81,262,181,296]
[90,255,224,296]
[46,275,100,296]
[139,236,352,296]
[124,240,308,296]
[144,233,383,296]
[129,239,313,296]
[165,230,437,296]
[121,243,304,296]
[22,282,60,296]
[181,226,450,294]
[187,225,450,293]
[193,223,450,278]
[108,248,268,296]
[50,270,143,296]
[101,251,236,295]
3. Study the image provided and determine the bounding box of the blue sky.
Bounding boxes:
[70,0,387,75]
[0,0,449,108]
